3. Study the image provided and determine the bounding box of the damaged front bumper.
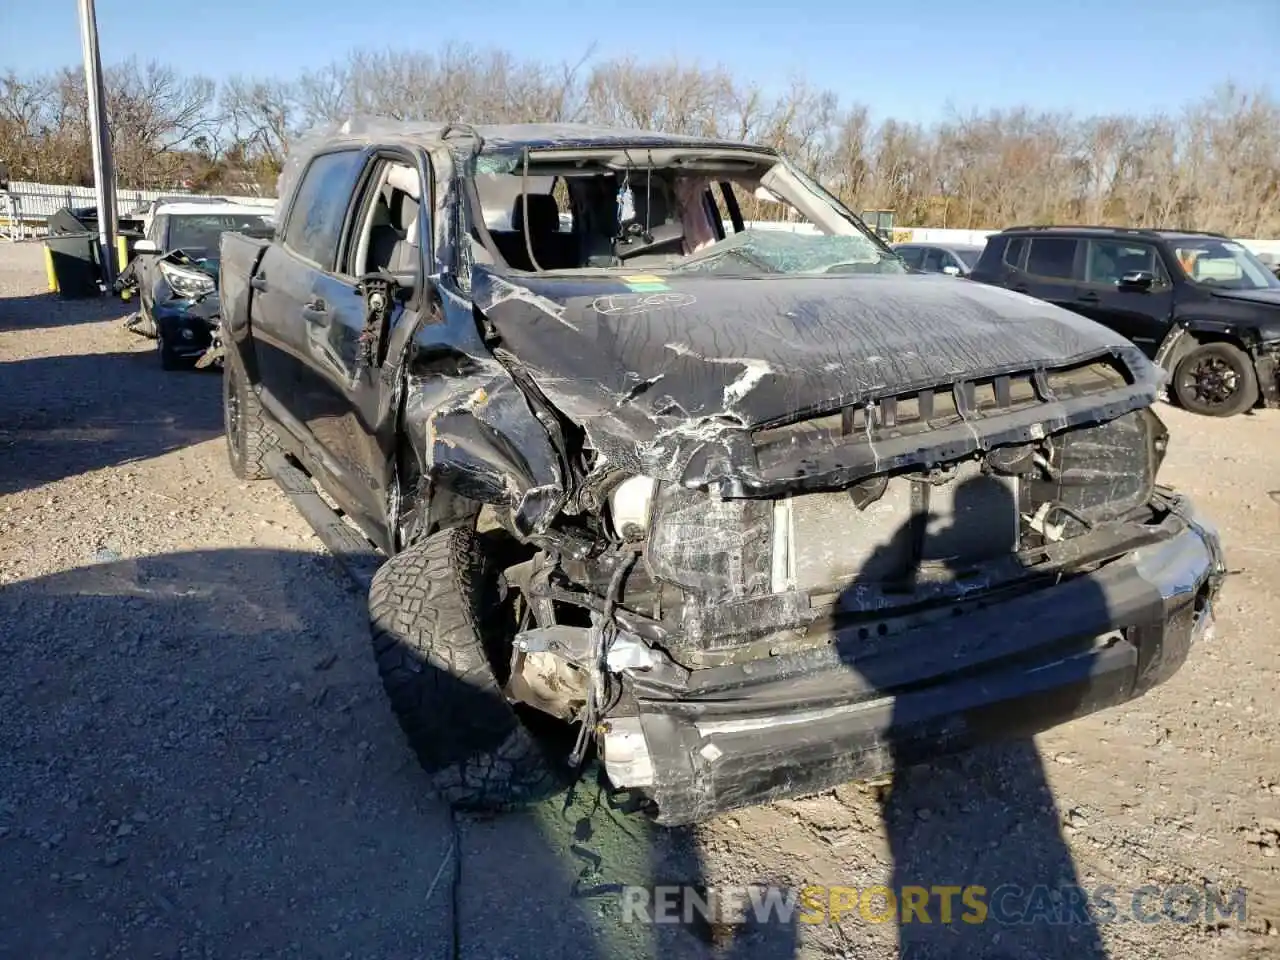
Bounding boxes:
[1255,343,1280,407]
[601,495,1224,825]
[157,294,220,360]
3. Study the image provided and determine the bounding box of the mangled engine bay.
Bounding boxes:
[392,137,1188,779]
[458,348,1172,735]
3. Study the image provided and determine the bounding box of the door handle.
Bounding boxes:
[1076,291,1100,303]
[250,273,268,292]
[301,298,328,324]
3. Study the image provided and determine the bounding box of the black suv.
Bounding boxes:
[970,226,1280,417]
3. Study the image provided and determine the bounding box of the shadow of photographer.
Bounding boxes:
[831,472,1109,959]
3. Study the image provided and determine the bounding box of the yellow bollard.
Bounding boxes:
[43,242,59,294]
[116,234,128,270]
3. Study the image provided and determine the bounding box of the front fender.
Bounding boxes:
[403,363,567,540]
[1154,318,1259,372]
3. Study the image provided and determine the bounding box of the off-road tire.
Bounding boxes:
[368,526,562,811]
[1173,342,1258,418]
[223,348,277,480]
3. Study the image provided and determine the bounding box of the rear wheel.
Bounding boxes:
[223,348,277,479]
[368,526,563,811]
[1173,342,1258,417]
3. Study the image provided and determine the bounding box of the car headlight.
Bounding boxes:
[645,482,773,601]
[159,261,215,299]
[608,476,656,540]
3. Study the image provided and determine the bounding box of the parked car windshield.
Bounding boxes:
[166,214,274,256]
[1172,239,1280,291]
[955,248,982,269]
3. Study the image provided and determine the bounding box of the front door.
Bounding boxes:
[252,148,369,435]
[294,153,431,547]
[1070,238,1175,357]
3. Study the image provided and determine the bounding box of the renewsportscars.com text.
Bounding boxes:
[620,884,1248,926]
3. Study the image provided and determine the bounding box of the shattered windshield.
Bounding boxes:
[467,149,904,278]
[672,230,901,276]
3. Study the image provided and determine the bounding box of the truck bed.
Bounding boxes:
[218,231,272,348]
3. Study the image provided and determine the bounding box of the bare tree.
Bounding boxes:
[1,50,1276,236]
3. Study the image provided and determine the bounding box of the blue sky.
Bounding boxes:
[1,0,1276,124]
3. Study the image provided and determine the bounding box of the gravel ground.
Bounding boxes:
[1,240,1278,960]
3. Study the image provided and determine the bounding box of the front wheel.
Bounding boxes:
[368,526,563,811]
[1173,342,1258,417]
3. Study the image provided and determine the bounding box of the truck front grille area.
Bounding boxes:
[751,357,1131,475]
[776,460,1021,595]
[645,406,1156,609]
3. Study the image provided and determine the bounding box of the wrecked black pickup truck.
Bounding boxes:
[219,120,1226,825]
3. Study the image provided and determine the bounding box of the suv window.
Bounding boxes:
[1025,237,1079,280]
[1085,240,1167,286]
[923,248,948,272]
[896,246,924,269]
[1003,236,1027,269]
[284,150,366,268]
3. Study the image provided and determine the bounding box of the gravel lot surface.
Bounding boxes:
[1,240,1278,959]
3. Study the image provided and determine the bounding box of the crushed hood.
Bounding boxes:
[472,268,1159,494]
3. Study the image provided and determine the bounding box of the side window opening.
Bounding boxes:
[347,159,424,278]
[283,149,367,269]
[1003,237,1027,269]
[897,246,923,269]
[1025,237,1079,281]
[1085,240,1167,287]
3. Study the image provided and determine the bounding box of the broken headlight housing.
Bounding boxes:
[607,476,657,541]
[646,482,773,602]
[159,261,215,300]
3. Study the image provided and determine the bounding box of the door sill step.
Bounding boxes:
[265,450,384,591]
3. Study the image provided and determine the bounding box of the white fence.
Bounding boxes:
[0,180,274,232]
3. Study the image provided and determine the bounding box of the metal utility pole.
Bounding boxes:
[78,0,117,284]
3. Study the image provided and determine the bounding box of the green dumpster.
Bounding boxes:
[44,232,102,299]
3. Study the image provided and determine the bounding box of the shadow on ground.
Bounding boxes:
[0,548,793,960]
[835,475,1108,959]
[0,348,222,496]
[0,291,129,332]
[0,548,469,958]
